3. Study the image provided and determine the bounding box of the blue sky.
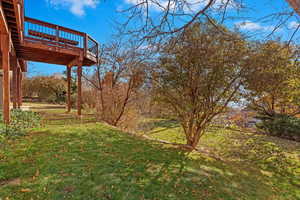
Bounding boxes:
[25,0,121,76]
[25,0,298,76]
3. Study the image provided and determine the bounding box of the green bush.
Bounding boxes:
[256,114,300,141]
[0,109,41,138]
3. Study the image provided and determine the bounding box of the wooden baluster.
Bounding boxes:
[55,25,59,43]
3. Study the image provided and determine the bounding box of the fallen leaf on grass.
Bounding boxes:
[64,186,75,193]
[35,169,40,177]
[32,169,40,180]
[20,188,32,192]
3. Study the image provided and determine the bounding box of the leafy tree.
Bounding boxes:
[22,76,67,103]
[151,22,249,149]
[244,41,300,117]
[62,69,77,95]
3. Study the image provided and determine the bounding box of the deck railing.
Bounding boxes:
[24,17,99,61]
[86,35,99,58]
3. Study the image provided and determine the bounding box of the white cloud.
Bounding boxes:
[289,21,300,29]
[235,20,274,32]
[47,0,98,16]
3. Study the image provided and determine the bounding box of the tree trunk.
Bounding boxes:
[185,128,203,151]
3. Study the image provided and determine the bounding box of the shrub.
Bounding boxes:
[0,109,41,138]
[256,114,300,141]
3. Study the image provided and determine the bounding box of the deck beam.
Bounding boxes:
[12,0,24,43]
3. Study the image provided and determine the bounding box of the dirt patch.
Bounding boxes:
[0,178,21,187]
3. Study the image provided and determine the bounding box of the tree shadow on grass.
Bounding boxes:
[0,125,290,200]
[42,114,97,127]
[138,119,180,135]
[34,108,97,127]
[205,130,300,199]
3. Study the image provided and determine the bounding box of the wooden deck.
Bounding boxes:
[21,17,99,66]
[0,0,99,123]
[1,0,99,68]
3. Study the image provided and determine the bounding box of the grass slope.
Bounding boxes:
[0,111,299,199]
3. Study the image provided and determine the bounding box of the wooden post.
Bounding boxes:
[77,65,82,116]
[1,33,10,124]
[16,67,20,108]
[12,59,18,109]
[66,65,72,113]
[17,67,22,108]
[20,70,23,107]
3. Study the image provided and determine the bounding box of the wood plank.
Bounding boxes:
[2,0,23,60]
[22,39,81,56]
[28,30,56,40]
[0,1,9,34]
[19,49,77,66]
[2,0,14,3]
[24,36,79,51]
[28,30,79,46]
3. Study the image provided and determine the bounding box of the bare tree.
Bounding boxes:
[83,39,146,127]
[118,0,244,41]
[117,0,300,45]
[286,0,300,16]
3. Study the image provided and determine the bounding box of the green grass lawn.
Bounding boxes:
[0,110,300,199]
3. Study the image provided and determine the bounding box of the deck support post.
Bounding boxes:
[77,65,82,116]
[1,33,11,124]
[12,58,18,109]
[66,65,72,113]
[17,67,22,108]
[20,71,23,107]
